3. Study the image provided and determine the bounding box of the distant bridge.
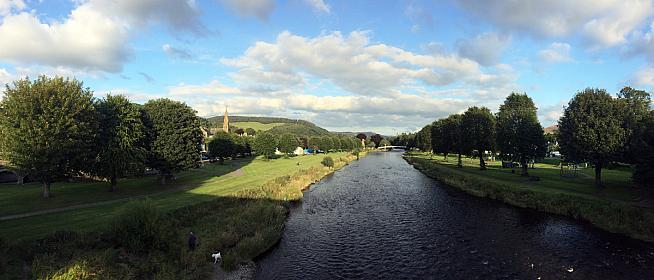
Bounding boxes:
[378,145,407,150]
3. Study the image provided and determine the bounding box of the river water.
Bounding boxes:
[255,151,654,279]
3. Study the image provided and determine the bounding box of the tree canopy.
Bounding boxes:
[495,93,547,176]
[0,76,98,197]
[143,98,202,184]
[462,107,495,170]
[208,132,234,163]
[95,94,147,191]
[278,133,299,154]
[558,88,626,188]
[253,132,277,159]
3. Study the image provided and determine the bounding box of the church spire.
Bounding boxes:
[222,107,229,133]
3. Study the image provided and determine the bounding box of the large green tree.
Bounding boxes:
[95,94,147,192]
[0,76,98,197]
[496,93,547,176]
[616,87,652,163]
[278,133,299,154]
[253,132,277,159]
[415,125,432,152]
[370,134,383,148]
[320,136,335,152]
[462,107,496,170]
[143,99,202,184]
[308,136,321,151]
[208,132,234,163]
[633,110,654,188]
[558,88,626,188]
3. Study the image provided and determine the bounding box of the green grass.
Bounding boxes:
[404,152,654,242]
[1,152,362,279]
[231,121,284,131]
[0,152,350,241]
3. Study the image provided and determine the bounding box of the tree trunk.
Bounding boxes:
[160,175,167,185]
[444,153,448,161]
[457,153,462,168]
[479,155,486,170]
[17,175,24,185]
[43,181,51,198]
[520,156,529,177]
[595,161,603,188]
[109,174,117,192]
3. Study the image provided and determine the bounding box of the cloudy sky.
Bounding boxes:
[1,0,654,134]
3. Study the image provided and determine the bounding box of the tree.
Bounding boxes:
[415,125,431,152]
[321,156,334,169]
[616,87,652,163]
[558,88,626,188]
[233,135,251,156]
[253,132,277,159]
[95,94,146,192]
[245,128,256,136]
[143,98,202,185]
[208,132,234,163]
[0,76,98,198]
[278,133,299,154]
[370,134,383,148]
[441,114,464,166]
[495,93,547,176]
[462,107,496,170]
[633,111,654,188]
[320,136,334,152]
[308,136,322,151]
[356,133,367,148]
[380,139,391,147]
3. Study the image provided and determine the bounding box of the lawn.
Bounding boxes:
[412,153,641,202]
[231,121,285,131]
[404,152,654,242]
[0,152,350,241]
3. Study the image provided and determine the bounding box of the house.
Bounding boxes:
[200,127,212,153]
[293,147,305,156]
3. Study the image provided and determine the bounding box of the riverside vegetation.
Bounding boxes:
[0,152,362,279]
[404,152,654,242]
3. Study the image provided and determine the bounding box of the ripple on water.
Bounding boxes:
[256,152,654,280]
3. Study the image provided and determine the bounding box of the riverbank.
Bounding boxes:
[0,152,363,279]
[403,152,654,243]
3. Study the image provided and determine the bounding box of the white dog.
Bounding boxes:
[211,252,222,264]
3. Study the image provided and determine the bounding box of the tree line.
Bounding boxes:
[0,76,203,197]
[400,87,654,189]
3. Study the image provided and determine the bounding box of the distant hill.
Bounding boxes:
[332,131,380,138]
[544,124,559,134]
[207,115,332,136]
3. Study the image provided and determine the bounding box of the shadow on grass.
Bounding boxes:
[0,153,355,279]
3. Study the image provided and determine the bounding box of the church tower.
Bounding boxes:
[222,107,229,133]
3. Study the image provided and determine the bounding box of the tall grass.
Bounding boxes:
[405,155,654,242]
[1,153,361,279]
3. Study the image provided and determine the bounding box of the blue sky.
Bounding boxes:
[1,0,654,135]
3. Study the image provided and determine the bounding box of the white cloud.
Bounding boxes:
[304,0,330,14]
[538,100,567,126]
[538,42,573,63]
[220,0,274,20]
[455,0,653,48]
[168,80,241,96]
[0,0,25,15]
[456,32,510,66]
[221,31,512,98]
[0,0,204,73]
[631,66,654,88]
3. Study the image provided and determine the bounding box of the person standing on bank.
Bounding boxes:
[188,231,198,251]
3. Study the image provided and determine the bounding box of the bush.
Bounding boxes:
[109,200,176,255]
[321,157,334,169]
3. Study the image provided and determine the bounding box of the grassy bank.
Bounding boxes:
[0,152,362,279]
[404,152,654,242]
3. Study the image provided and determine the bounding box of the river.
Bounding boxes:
[255,151,654,279]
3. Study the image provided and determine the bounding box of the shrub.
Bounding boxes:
[109,200,176,255]
[321,157,334,169]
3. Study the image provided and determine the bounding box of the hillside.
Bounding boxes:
[207,115,331,136]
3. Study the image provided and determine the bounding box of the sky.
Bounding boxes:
[1,0,654,135]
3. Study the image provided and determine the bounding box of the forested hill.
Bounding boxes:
[206,115,331,136]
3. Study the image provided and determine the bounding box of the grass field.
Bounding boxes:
[231,121,284,131]
[0,152,351,241]
[0,152,361,279]
[404,152,654,242]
